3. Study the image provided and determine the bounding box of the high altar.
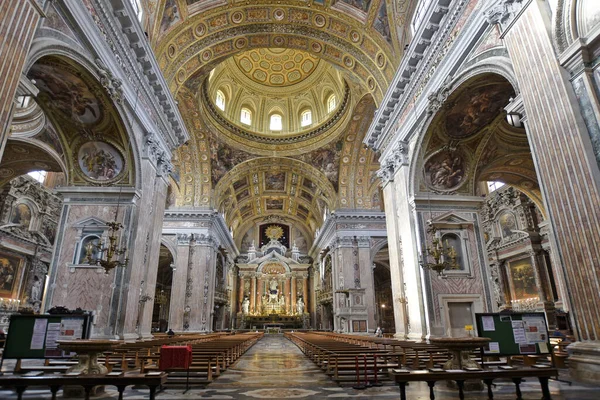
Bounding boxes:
[235,225,311,329]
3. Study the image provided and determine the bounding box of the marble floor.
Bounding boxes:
[1,334,600,399]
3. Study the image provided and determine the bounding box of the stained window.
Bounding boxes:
[487,181,505,193]
[270,114,283,131]
[301,110,312,127]
[28,170,47,183]
[215,90,226,111]
[411,0,434,34]
[240,108,252,125]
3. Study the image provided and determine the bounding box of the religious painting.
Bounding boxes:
[444,83,514,139]
[240,227,255,252]
[302,178,316,192]
[509,258,538,300]
[264,172,286,191]
[236,189,250,202]
[296,139,342,190]
[233,177,248,191]
[337,0,371,12]
[373,1,391,42]
[240,204,252,217]
[300,190,313,202]
[161,0,180,33]
[11,203,32,229]
[423,150,467,191]
[266,198,284,210]
[0,252,23,297]
[209,137,252,186]
[28,63,102,125]
[78,141,124,181]
[292,227,308,253]
[498,211,517,238]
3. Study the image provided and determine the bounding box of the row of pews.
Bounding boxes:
[0,331,263,399]
[286,331,558,399]
[286,331,449,385]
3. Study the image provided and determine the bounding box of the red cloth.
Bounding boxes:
[159,345,192,370]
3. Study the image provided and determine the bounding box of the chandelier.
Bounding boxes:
[419,224,459,275]
[85,187,129,274]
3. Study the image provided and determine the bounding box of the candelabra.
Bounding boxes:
[419,225,459,275]
[86,221,129,274]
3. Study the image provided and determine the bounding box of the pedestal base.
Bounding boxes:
[567,341,600,384]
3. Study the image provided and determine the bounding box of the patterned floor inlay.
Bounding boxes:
[1,335,600,399]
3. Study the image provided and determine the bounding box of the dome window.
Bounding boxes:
[327,95,337,113]
[240,108,252,125]
[215,90,226,111]
[270,114,283,131]
[301,110,312,127]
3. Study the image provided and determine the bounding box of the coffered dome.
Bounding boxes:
[233,48,321,87]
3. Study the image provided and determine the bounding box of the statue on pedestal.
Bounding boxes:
[242,297,249,315]
[268,279,279,303]
[296,298,305,315]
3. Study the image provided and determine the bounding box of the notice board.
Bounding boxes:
[3,314,91,359]
[475,312,551,356]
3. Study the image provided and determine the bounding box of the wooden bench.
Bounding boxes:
[0,372,168,400]
[389,367,557,400]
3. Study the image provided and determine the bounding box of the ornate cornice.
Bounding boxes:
[75,0,189,149]
[143,131,173,177]
[364,0,462,149]
[376,141,409,184]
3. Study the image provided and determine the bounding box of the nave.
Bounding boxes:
[1,334,598,400]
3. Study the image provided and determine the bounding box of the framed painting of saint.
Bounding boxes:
[0,252,24,298]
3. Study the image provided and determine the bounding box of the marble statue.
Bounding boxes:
[242,297,249,314]
[30,276,41,302]
[296,298,304,315]
[269,279,279,303]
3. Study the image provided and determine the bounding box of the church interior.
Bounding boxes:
[1,0,600,398]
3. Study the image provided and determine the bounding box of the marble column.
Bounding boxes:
[291,275,297,314]
[494,1,600,382]
[257,277,263,314]
[138,171,170,338]
[378,146,426,339]
[238,275,245,313]
[0,0,42,159]
[284,278,291,314]
[168,234,193,331]
[357,236,377,331]
[303,276,309,310]
[185,236,218,332]
[250,275,256,314]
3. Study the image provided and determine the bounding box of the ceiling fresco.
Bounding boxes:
[418,74,543,210]
[149,1,397,238]
[0,56,133,187]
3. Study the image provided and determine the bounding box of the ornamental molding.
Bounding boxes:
[484,0,527,28]
[376,141,409,184]
[364,0,462,149]
[71,0,189,149]
[143,131,173,176]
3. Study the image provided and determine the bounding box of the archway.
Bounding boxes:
[413,72,566,335]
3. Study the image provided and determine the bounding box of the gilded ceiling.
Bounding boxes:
[147,0,401,240]
[233,48,320,87]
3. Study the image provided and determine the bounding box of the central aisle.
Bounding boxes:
[207,334,343,397]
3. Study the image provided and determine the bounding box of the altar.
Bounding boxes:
[235,225,312,329]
